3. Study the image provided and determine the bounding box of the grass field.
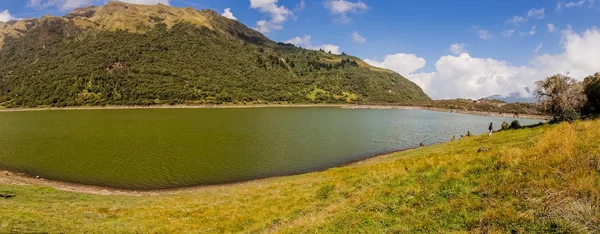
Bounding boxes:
[1,120,599,233]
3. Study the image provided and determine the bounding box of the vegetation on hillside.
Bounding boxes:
[0,3,430,108]
[1,119,599,232]
[428,98,543,116]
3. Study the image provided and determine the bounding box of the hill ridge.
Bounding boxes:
[0,2,430,108]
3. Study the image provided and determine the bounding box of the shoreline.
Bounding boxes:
[0,147,417,196]
[0,104,547,195]
[0,104,550,120]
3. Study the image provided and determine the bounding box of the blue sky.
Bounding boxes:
[1,0,599,99]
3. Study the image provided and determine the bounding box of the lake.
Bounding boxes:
[0,107,541,189]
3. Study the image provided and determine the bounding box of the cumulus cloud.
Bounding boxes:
[532,27,600,79]
[547,23,557,32]
[534,43,543,53]
[250,0,292,33]
[221,8,237,20]
[364,53,426,76]
[0,10,17,22]
[503,29,515,37]
[364,53,430,89]
[366,27,600,99]
[285,35,341,54]
[27,0,169,11]
[407,54,538,99]
[449,43,466,55]
[323,0,367,23]
[352,31,365,43]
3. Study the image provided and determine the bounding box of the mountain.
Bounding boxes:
[483,92,536,104]
[0,2,430,108]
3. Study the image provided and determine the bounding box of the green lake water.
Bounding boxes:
[0,107,541,189]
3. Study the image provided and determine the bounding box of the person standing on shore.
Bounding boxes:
[488,122,494,137]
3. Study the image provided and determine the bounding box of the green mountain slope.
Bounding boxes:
[0,2,430,108]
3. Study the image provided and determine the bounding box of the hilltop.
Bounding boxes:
[0,2,430,108]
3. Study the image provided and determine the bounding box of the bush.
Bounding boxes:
[561,108,581,122]
[510,120,522,129]
[501,121,510,130]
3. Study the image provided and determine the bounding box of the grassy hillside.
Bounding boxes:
[430,99,543,115]
[1,119,599,233]
[0,2,430,108]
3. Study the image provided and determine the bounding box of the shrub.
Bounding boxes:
[501,121,510,130]
[562,108,581,122]
[510,120,522,129]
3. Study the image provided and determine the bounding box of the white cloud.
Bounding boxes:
[294,0,305,11]
[449,43,466,55]
[364,53,426,76]
[503,29,515,37]
[318,44,341,54]
[557,0,586,11]
[221,8,237,20]
[529,25,537,35]
[352,31,365,43]
[27,0,95,10]
[506,8,544,26]
[479,30,491,40]
[0,10,17,22]
[506,15,526,25]
[527,8,545,19]
[470,26,491,40]
[416,27,600,99]
[532,27,600,79]
[565,0,586,7]
[27,0,169,11]
[405,53,538,99]
[285,35,341,54]
[471,26,491,40]
[323,0,367,23]
[368,27,600,99]
[547,23,557,32]
[534,43,543,52]
[114,0,169,4]
[250,0,292,33]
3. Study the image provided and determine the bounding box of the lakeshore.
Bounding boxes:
[0,147,417,196]
[2,120,598,232]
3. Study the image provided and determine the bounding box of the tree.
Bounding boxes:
[535,74,587,122]
[583,72,600,115]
